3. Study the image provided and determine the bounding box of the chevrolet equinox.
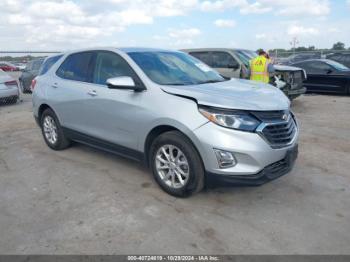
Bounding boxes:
[32,48,299,197]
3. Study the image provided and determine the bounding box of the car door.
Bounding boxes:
[80,50,148,151]
[48,51,95,133]
[301,61,347,93]
[211,51,240,78]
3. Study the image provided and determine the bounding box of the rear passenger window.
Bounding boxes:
[92,51,136,85]
[56,52,93,82]
[189,52,211,66]
[39,55,63,76]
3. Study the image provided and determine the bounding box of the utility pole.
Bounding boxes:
[290,37,299,55]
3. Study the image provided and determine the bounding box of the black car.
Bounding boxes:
[18,58,44,93]
[326,53,350,68]
[291,59,350,95]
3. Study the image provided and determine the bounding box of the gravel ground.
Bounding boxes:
[0,93,349,254]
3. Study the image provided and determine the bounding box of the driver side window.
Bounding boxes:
[92,51,135,85]
[308,62,331,74]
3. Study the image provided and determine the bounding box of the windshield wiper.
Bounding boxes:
[164,83,187,86]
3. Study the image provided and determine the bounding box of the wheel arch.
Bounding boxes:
[38,104,53,121]
[143,124,205,169]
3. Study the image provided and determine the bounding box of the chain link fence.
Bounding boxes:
[0,51,60,107]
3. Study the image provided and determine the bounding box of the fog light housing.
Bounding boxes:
[214,149,237,168]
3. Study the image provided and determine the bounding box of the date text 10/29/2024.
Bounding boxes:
[127,256,220,261]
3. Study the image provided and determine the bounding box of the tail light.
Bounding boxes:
[5,80,18,88]
[31,78,37,90]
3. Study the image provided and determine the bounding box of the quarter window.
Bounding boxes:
[32,60,44,71]
[39,55,63,76]
[56,52,94,82]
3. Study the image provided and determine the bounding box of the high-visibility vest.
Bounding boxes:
[250,55,270,83]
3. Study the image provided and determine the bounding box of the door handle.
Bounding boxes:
[52,83,58,88]
[87,90,97,96]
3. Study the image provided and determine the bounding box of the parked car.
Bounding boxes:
[326,53,350,68]
[32,47,299,197]
[0,61,18,72]
[0,69,19,104]
[19,58,44,93]
[13,62,27,71]
[291,59,350,95]
[182,48,306,100]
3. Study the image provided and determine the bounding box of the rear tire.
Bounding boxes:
[149,131,204,197]
[40,108,71,150]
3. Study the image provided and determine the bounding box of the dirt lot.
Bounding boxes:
[0,93,349,254]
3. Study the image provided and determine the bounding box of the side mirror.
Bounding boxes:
[326,69,333,74]
[106,76,144,91]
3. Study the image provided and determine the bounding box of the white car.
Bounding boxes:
[0,69,19,104]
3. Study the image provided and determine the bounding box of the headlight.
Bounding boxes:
[199,106,260,132]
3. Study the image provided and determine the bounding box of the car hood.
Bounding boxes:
[160,78,290,111]
[274,64,303,72]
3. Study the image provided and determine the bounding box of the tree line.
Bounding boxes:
[269,42,349,54]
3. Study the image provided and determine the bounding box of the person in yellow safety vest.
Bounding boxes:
[249,49,275,84]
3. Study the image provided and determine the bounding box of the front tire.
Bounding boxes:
[40,108,71,150]
[149,131,204,197]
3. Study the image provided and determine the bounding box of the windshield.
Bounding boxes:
[326,60,349,71]
[128,51,225,86]
[235,50,258,68]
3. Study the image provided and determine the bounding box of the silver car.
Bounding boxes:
[0,69,19,104]
[32,47,299,197]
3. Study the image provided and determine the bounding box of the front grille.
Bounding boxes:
[252,110,288,122]
[253,111,297,148]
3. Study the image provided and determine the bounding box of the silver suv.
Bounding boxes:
[32,48,299,197]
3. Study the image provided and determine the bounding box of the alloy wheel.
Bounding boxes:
[43,116,58,145]
[155,144,190,189]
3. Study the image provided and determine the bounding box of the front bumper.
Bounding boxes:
[206,144,298,186]
[193,121,299,177]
